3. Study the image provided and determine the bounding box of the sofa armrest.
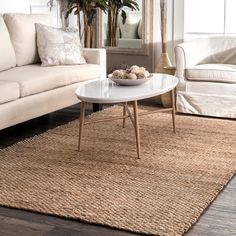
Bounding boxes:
[82,48,107,80]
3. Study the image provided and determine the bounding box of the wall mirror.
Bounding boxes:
[97,0,150,55]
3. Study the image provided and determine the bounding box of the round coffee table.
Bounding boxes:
[75,73,179,159]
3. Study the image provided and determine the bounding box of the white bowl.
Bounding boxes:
[108,74,152,86]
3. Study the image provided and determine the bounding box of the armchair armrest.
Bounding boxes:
[82,48,107,80]
[175,45,186,79]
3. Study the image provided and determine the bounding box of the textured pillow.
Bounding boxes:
[35,23,86,67]
[4,13,49,66]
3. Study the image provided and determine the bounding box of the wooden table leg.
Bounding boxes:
[171,89,176,133]
[123,102,127,128]
[133,100,141,159]
[78,101,86,151]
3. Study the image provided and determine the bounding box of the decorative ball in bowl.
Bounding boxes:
[109,65,152,86]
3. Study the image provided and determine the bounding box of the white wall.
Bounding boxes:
[0,0,62,27]
[173,0,184,62]
[0,0,48,13]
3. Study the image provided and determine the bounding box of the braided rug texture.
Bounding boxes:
[0,106,236,236]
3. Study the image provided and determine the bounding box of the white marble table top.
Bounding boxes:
[75,73,179,104]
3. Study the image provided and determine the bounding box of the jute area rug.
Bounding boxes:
[0,106,235,236]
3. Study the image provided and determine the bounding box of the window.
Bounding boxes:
[184,0,236,39]
[225,0,236,33]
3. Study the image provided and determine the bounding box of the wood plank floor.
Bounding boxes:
[0,104,235,236]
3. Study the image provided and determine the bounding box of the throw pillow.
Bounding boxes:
[4,14,50,66]
[119,13,141,39]
[0,14,16,71]
[35,23,86,67]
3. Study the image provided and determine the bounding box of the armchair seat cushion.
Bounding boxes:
[186,64,236,83]
[0,81,19,104]
[0,64,100,98]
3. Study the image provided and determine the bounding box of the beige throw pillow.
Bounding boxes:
[0,14,16,71]
[35,23,86,67]
[4,14,50,66]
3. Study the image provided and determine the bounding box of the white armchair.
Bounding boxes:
[175,36,236,118]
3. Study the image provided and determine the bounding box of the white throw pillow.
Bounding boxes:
[35,23,86,67]
[119,13,141,39]
[4,13,49,66]
[0,14,16,71]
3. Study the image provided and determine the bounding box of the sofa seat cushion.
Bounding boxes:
[0,64,101,98]
[0,81,19,104]
[186,64,236,83]
[0,15,16,72]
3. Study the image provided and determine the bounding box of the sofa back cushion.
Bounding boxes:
[0,14,16,71]
[4,13,50,66]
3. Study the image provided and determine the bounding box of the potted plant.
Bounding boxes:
[106,0,139,47]
[49,0,108,48]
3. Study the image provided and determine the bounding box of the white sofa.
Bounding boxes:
[0,13,106,130]
[175,36,236,118]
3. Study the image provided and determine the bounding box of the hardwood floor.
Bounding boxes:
[0,104,235,236]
